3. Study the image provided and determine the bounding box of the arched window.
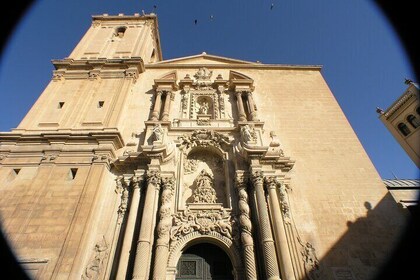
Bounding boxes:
[407,114,420,128]
[397,122,411,136]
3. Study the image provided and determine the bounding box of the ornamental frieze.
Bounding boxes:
[170,209,237,241]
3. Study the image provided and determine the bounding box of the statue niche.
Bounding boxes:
[182,149,226,207]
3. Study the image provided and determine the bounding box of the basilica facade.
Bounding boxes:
[0,14,408,280]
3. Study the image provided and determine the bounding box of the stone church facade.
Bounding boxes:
[0,14,408,280]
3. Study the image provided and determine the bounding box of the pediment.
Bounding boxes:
[153,53,258,65]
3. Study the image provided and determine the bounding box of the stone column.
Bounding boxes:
[161,91,172,121]
[152,176,175,280]
[245,91,259,121]
[132,170,161,280]
[236,91,247,121]
[235,172,258,280]
[265,177,296,280]
[116,175,143,280]
[251,171,281,280]
[151,91,163,121]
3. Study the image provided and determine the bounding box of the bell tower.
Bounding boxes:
[69,13,162,62]
[16,13,162,131]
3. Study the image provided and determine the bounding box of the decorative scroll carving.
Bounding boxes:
[170,209,236,240]
[81,236,109,280]
[192,170,217,204]
[178,129,230,150]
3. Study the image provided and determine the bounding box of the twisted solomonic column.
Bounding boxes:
[265,176,296,280]
[152,176,176,280]
[235,172,258,280]
[251,171,281,280]
[132,170,161,280]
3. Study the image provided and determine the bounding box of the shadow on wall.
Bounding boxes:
[305,193,419,280]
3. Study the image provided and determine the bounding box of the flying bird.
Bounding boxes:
[194,19,198,25]
[271,3,274,10]
[210,15,214,20]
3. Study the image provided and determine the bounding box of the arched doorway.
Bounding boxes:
[176,243,234,280]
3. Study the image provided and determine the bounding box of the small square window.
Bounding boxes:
[58,102,65,109]
[98,101,105,108]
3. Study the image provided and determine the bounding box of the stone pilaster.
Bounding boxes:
[152,175,175,280]
[251,170,280,280]
[235,172,258,280]
[132,170,161,280]
[265,176,296,280]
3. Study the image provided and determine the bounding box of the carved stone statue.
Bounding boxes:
[152,124,164,142]
[192,169,217,204]
[198,101,209,115]
[241,125,255,143]
[194,67,213,80]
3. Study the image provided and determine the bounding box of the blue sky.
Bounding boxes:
[0,0,418,179]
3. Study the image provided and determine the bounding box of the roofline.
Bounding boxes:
[146,63,322,70]
[148,53,322,70]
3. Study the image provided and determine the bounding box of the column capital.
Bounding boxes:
[146,170,161,189]
[264,176,280,190]
[161,176,175,191]
[250,170,264,185]
[234,171,248,190]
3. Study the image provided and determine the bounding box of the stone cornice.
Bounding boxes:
[0,130,124,150]
[383,85,419,119]
[51,58,145,79]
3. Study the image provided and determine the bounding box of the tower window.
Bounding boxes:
[58,102,65,109]
[115,26,127,38]
[416,106,420,116]
[98,101,105,108]
[68,168,78,180]
[397,122,411,136]
[407,114,420,128]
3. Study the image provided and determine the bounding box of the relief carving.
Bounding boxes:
[241,124,257,144]
[81,236,109,280]
[192,169,217,204]
[298,237,321,280]
[152,123,164,142]
[170,209,236,241]
[178,129,230,150]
